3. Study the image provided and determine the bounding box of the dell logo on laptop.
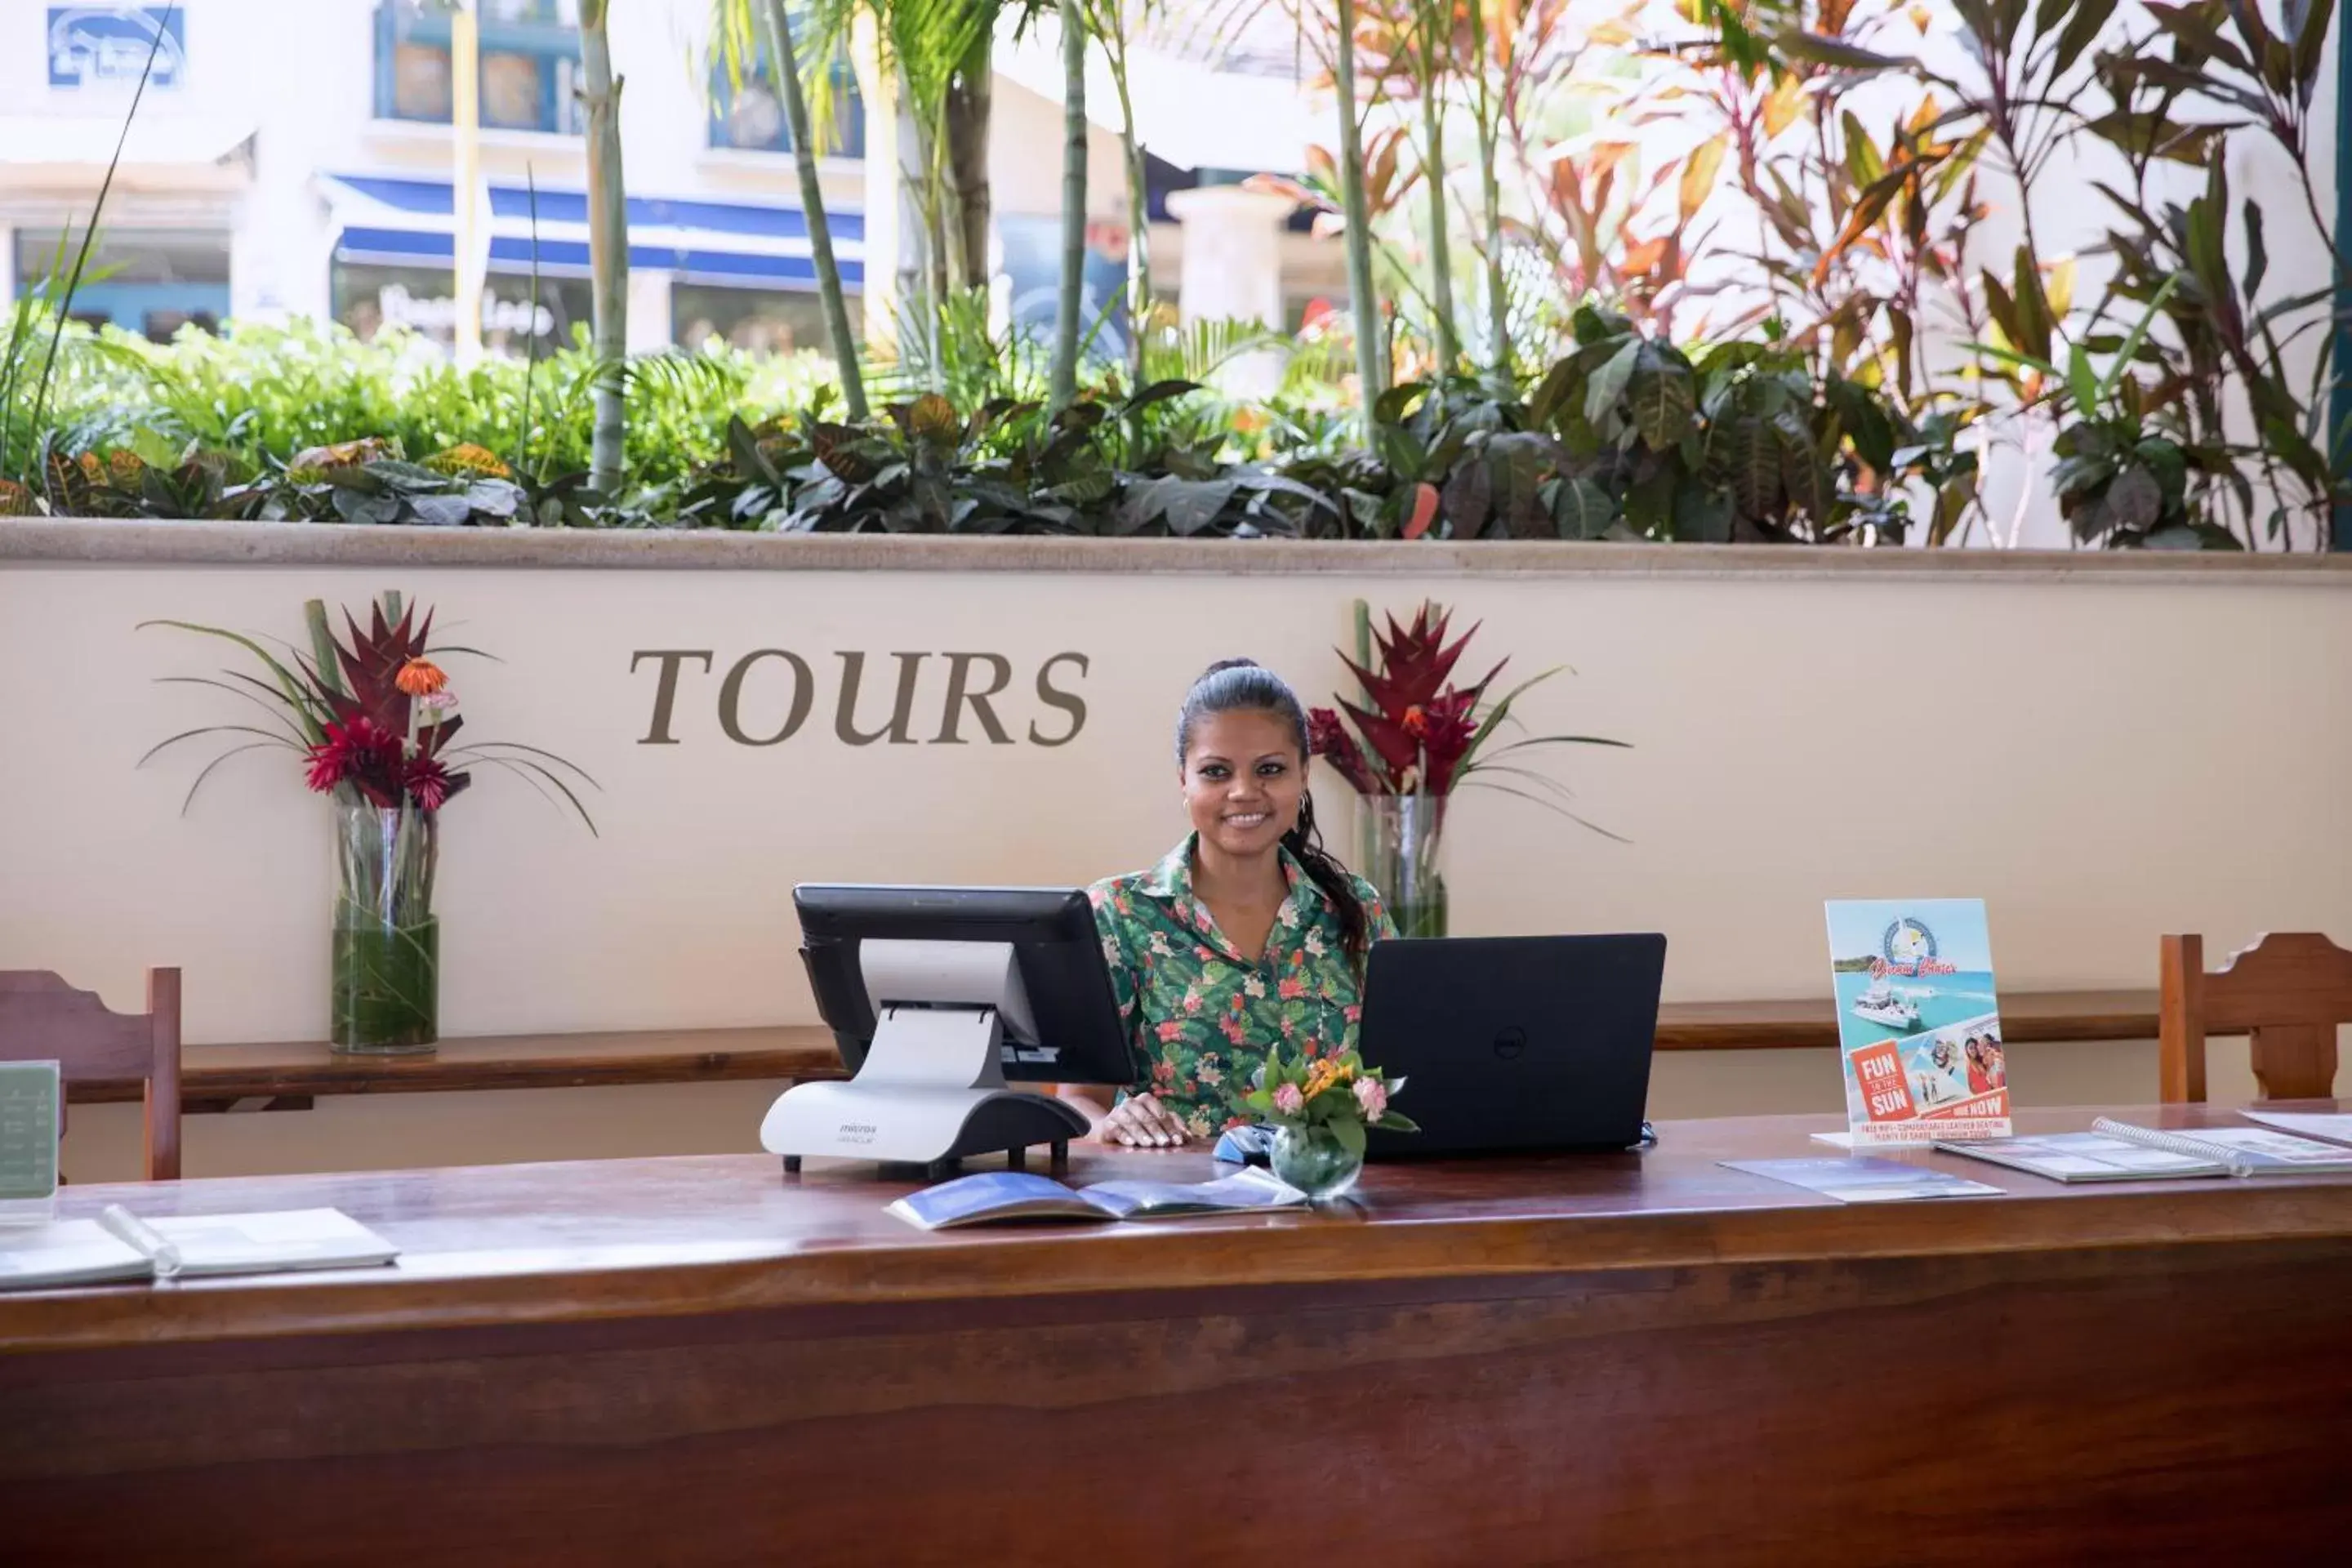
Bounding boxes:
[1493,1026,1528,1061]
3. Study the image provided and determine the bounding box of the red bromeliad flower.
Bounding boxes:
[1316,604,1503,797]
[403,754,457,811]
[1306,706,1380,794]
[305,716,406,807]
[153,593,591,834]
[297,604,474,813]
[1332,604,1505,788]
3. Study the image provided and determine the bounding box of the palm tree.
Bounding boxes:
[1049,0,1087,407]
[803,0,1000,325]
[712,0,870,417]
[1082,0,1156,386]
[1404,0,1457,368]
[579,0,628,492]
[1461,0,1507,372]
[1330,0,1387,421]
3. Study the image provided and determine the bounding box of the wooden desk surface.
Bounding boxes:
[7,1099,2342,1353]
[70,987,2163,1106]
[6,1102,2350,1565]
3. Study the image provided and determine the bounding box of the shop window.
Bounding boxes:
[14,227,229,342]
[332,261,592,358]
[375,0,581,136]
[672,283,854,356]
[708,35,863,159]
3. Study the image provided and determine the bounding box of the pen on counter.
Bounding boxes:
[98,1204,182,1277]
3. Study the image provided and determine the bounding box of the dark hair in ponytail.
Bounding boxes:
[1175,659,1371,964]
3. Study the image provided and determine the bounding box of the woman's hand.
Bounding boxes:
[1097,1093,1192,1149]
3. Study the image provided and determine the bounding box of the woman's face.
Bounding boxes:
[1181,708,1306,862]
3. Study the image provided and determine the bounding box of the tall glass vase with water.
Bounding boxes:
[332,799,439,1054]
[1357,794,1448,938]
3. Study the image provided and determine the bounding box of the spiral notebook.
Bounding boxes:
[2088,1118,2352,1177]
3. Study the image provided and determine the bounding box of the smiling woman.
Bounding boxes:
[1070,659,1396,1149]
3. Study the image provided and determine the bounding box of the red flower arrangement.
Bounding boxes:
[1305,601,1624,938]
[1307,601,1624,813]
[145,593,592,1054]
[294,604,474,813]
[143,592,594,827]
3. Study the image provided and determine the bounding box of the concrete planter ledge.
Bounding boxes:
[3,519,2350,583]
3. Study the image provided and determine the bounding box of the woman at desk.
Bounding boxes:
[1069,660,1395,1147]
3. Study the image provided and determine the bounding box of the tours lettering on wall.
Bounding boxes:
[631,649,1089,746]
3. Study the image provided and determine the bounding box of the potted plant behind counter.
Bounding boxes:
[1307,602,1626,938]
[142,593,596,1054]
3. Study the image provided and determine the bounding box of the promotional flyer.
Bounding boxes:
[1824,898,2011,1146]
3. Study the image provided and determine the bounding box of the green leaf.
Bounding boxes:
[1584,338,1640,428]
[1621,462,1677,537]
[1442,453,1493,537]
[2066,342,2100,417]
[1777,32,1908,72]
[1673,479,1735,542]
[1628,343,1697,449]
[1722,416,1780,518]
[1123,379,1203,415]
[2052,0,2120,75]
[1525,358,1580,430]
[2096,274,2181,403]
[1328,1115,1367,1157]
[2242,199,2268,303]
[2107,464,2163,528]
[1486,432,1551,539]
[1548,475,1615,539]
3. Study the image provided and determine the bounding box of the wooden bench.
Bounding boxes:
[60,989,2163,1109]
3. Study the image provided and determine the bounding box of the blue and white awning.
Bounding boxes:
[318,174,864,290]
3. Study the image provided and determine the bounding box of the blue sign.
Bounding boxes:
[998,214,1130,365]
[47,7,185,90]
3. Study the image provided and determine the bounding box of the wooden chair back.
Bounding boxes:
[0,969,182,1180]
[2158,933,2352,1104]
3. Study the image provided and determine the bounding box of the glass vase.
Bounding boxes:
[1356,794,1449,938]
[331,799,439,1054]
[1270,1125,1364,1203]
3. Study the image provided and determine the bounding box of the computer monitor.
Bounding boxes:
[760,885,1136,1174]
[795,884,1137,1086]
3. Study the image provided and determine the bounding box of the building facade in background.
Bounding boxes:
[0,1,1336,358]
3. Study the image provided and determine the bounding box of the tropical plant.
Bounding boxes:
[1080,0,1161,382]
[1,3,171,512]
[232,439,532,528]
[710,0,870,416]
[579,0,630,493]
[1710,0,2347,548]
[668,378,1337,535]
[1051,0,1090,407]
[801,0,1003,348]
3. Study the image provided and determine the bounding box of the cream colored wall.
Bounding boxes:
[2,548,2342,1180]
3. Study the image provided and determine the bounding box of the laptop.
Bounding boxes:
[1358,934,1668,1157]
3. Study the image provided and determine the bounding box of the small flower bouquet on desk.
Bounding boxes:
[1244,1046,1417,1202]
[144,593,595,1054]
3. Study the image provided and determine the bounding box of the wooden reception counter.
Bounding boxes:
[5,1104,2351,1565]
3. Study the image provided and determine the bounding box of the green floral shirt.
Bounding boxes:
[1089,835,1394,1138]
